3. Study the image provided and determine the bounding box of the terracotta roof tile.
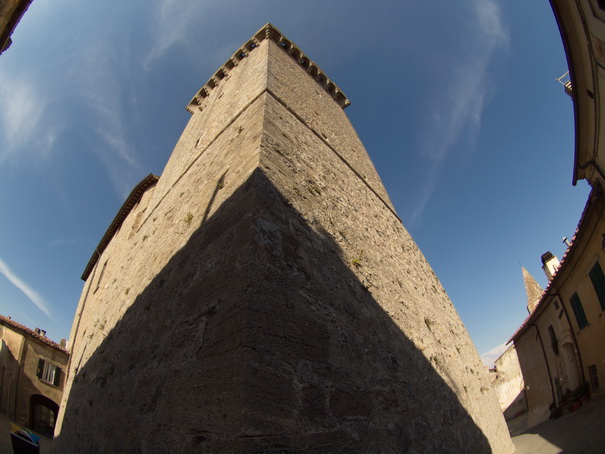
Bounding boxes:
[0,314,68,354]
[509,187,596,343]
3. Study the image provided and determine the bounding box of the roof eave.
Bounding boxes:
[81,174,159,281]
[549,0,593,186]
[510,188,599,343]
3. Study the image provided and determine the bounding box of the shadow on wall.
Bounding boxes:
[0,338,20,417]
[53,169,491,453]
[503,390,527,421]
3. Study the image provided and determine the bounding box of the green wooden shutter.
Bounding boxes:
[53,367,62,386]
[36,359,45,378]
[589,261,605,311]
[570,292,589,329]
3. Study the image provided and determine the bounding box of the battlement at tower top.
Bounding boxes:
[186,23,351,114]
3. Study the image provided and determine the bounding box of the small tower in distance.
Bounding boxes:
[53,24,513,453]
[541,251,561,281]
[522,266,544,313]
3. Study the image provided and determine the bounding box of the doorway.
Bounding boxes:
[29,394,59,438]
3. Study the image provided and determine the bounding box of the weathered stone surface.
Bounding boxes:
[53,24,513,453]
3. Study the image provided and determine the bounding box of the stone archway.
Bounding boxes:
[561,342,581,391]
[29,394,59,438]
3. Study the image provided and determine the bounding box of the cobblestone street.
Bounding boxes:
[0,413,52,454]
[1,395,604,453]
[511,394,605,453]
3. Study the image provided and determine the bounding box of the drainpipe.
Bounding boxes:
[13,335,25,421]
[6,376,9,415]
[532,324,558,408]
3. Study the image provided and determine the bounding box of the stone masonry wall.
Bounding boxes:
[260,39,512,452]
[54,28,513,453]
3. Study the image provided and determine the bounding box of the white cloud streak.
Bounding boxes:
[0,257,53,321]
[47,237,78,249]
[73,42,142,198]
[19,311,37,328]
[0,73,54,162]
[144,0,202,70]
[410,0,509,224]
[480,342,509,367]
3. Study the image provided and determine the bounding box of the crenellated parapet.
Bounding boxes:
[186,23,350,114]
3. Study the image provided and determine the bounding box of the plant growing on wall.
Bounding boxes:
[351,250,364,268]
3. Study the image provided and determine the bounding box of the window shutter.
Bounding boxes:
[53,367,62,387]
[570,292,589,329]
[36,359,45,378]
[589,262,605,311]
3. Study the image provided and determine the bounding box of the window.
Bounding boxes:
[36,359,62,387]
[589,364,600,390]
[548,325,559,355]
[589,261,605,311]
[569,292,589,330]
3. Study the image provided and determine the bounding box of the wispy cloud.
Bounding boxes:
[480,342,509,367]
[47,237,79,249]
[0,257,53,321]
[410,0,509,224]
[73,42,143,198]
[0,73,54,162]
[144,0,202,70]
[19,312,37,328]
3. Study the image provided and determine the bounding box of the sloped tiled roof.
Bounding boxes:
[0,314,68,354]
[509,187,598,343]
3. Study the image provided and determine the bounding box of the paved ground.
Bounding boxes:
[0,396,604,453]
[511,393,605,454]
[0,413,52,454]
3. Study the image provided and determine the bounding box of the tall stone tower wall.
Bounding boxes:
[54,24,513,453]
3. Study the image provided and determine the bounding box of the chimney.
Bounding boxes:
[60,339,68,349]
[541,251,560,281]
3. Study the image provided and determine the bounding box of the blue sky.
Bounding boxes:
[0,0,590,364]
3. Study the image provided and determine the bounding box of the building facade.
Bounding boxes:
[511,189,605,428]
[53,24,513,453]
[506,0,605,430]
[489,344,526,421]
[550,0,605,189]
[548,0,605,395]
[0,315,68,437]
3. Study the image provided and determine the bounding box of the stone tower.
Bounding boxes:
[522,266,544,313]
[53,24,513,453]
